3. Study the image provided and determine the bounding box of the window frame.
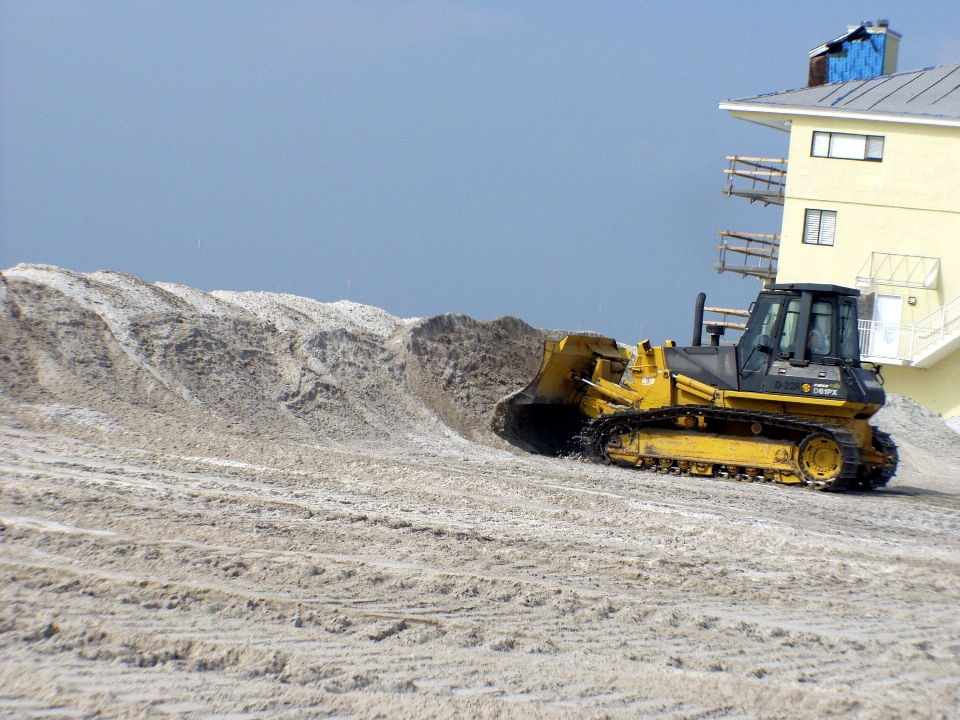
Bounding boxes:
[803,209,837,247]
[810,131,884,162]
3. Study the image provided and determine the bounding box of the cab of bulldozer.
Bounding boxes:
[736,284,864,394]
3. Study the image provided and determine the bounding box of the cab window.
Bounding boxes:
[839,300,859,360]
[739,296,783,374]
[779,299,801,356]
[807,301,833,356]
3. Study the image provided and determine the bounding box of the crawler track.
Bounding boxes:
[869,428,899,488]
[581,406,873,491]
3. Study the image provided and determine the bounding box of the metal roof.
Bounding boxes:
[720,64,960,127]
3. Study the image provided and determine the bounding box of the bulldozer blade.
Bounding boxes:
[491,393,588,456]
[491,335,624,455]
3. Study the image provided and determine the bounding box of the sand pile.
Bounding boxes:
[0,264,555,452]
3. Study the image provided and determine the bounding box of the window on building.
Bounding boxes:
[803,209,837,246]
[811,131,884,161]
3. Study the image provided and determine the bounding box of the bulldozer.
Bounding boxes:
[492,283,897,491]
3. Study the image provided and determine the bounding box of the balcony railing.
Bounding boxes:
[858,320,913,362]
[715,231,779,281]
[723,156,787,206]
[858,294,960,367]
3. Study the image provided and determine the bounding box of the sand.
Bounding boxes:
[2,264,959,718]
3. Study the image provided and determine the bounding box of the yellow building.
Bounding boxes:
[720,63,960,417]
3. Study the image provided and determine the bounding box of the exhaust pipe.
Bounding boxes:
[692,292,706,346]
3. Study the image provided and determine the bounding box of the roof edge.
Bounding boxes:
[719,101,960,129]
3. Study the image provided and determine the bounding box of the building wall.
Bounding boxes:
[881,349,960,417]
[777,115,960,326]
[734,112,960,416]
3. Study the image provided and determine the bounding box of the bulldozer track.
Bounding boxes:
[581,406,868,491]
[869,429,898,489]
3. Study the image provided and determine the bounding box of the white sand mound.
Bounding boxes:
[0,263,555,450]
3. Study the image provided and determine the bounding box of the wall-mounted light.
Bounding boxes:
[908,296,917,306]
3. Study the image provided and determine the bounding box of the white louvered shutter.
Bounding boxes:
[803,209,822,245]
[819,210,837,245]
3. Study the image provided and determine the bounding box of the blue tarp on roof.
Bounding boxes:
[827,32,887,84]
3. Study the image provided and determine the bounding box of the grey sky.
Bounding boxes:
[2,2,958,342]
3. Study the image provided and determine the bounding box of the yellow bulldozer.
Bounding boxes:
[493,283,897,491]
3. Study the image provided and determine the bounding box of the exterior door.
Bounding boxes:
[871,294,903,358]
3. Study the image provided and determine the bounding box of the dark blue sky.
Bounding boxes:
[2,2,958,341]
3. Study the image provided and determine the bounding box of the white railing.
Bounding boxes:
[858,294,960,364]
[858,320,912,361]
[912,295,960,358]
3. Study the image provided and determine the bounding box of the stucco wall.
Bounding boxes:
[882,350,960,418]
[776,116,960,325]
